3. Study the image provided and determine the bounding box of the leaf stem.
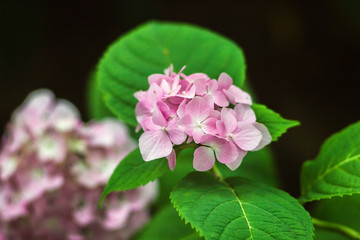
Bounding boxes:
[312,217,360,239]
[211,164,224,181]
[173,142,198,153]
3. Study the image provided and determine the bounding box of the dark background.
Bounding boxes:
[1,0,359,196]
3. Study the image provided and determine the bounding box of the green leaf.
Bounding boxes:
[311,195,360,239]
[86,71,115,120]
[97,21,247,127]
[252,103,300,141]
[171,172,313,240]
[217,147,280,187]
[100,148,168,203]
[135,205,203,240]
[300,121,360,203]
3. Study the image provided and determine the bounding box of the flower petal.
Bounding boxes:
[193,146,215,171]
[139,130,172,161]
[213,91,229,107]
[185,97,212,122]
[192,127,205,143]
[224,86,252,105]
[202,117,218,135]
[167,120,186,145]
[252,123,272,151]
[215,141,238,164]
[218,72,233,90]
[232,123,262,151]
[166,150,176,171]
[225,148,247,170]
[177,115,195,136]
[221,108,237,133]
[234,104,256,123]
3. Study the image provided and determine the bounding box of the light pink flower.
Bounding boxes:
[135,65,271,172]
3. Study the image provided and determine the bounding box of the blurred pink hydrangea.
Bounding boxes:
[0,90,157,240]
[135,65,271,171]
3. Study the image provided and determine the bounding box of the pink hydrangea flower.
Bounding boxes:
[0,90,158,240]
[135,65,271,172]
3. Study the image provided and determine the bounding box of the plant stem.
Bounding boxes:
[173,142,198,153]
[312,217,360,239]
[211,164,223,180]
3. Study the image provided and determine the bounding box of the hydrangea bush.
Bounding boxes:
[2,21,360,240]
[0,90,157,240]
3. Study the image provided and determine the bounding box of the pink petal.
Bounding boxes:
[141,116,162,131]
[152,103,168,127]
[160,79,171,94]
[192,127,205,143]
[135,101,151,122]
[193,146,215,171]
[216,120,227,138]
[213,91,229,107]
[202,117,218,135]
[224,86,252,105]
[234,104,256,123]
[252,123,272,151]
[215,141,238,164]
[164,64,173,76]
[232,123,262,151]
[179,85,196,99]
[226,149,247,170]
[167,120,186,145]
[207,79,219,93]
[148,74,166,85]
[178,115,195,136]
[166,150,176,171]
[48,100,80,132]
[218,73,233,90]
[177,99,187,118]
[221,108,237,133]
[148,83,164,102]
[139,130,173,161]
[194,78,208,95]
[185,97,212,122]
[186,73,210,84]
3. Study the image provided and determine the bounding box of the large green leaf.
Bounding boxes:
[300,121,360,203]
[157,146,279,208]
[252,104,299,141]
[311,195,360,239]
[97,21,247,127]
[86,71,115,120]
[100,148,168,203]
[171,172,313,240]
[135,205,203,240]
[217,147,279,187]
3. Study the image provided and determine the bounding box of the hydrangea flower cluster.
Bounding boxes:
[135,65,271,171]
[0,90,157,240]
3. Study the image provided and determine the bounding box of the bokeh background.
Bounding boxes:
[1,0,359,196]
